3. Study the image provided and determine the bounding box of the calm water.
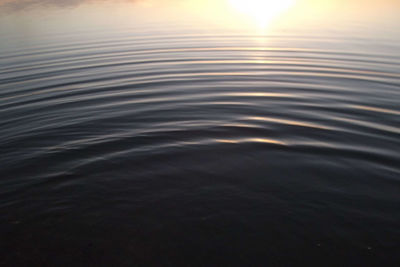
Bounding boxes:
[0,0,399,265]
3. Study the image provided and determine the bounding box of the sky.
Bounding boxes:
[0,0,399,39]
[1,0,399,11]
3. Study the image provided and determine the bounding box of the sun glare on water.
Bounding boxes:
[228,0,295,28]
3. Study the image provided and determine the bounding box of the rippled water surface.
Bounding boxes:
[1,0,399,265]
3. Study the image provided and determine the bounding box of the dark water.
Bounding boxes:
[0,0,400,266]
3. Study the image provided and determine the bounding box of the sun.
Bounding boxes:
[228,0,295,28]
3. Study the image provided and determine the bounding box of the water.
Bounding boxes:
[0,0,399,265]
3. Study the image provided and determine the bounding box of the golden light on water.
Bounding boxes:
[228,0,295,28]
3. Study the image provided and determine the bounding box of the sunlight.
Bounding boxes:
[228,0,295,28]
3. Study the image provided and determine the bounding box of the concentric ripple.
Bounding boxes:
[0,28,400,265]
